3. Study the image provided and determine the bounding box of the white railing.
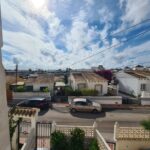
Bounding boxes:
[54,124,95,138]
[95,130,111,150]
[21,128,35,150]
[116,127,150,139]
[52,122,111,150]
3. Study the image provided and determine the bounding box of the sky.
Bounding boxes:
[1,0,150,70]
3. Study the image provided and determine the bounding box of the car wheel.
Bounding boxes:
[92,109,98,113]
[71,108,76,113]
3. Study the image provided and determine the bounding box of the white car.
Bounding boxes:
[69,98,102,113]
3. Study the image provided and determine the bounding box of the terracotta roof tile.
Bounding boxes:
[10,107,37,117]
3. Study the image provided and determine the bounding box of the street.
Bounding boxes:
[37,105,150,141]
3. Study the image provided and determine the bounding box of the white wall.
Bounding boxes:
[69,74,108,95]
[0,8,11,150]
[32,83,53,92]
[116,71,149,97]
[13,92,50,99]
[87,81,108,95]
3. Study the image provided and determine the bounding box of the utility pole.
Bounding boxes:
[16,64,18,84]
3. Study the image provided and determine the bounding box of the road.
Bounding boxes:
[36,105,150,141]
[9,101,150,141]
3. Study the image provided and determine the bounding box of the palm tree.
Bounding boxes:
[141,120,150,130]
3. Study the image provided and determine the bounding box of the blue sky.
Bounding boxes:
[1,0,150,70]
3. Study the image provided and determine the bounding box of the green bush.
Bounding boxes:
[72,90,82,96]
[64,86,73,96]
[141,120,150,130]
[89,138,99,150]
[42,87,49,92]
[81,89,98,96]
[70,128,85,150]
[16,86,25,92]
[51,131,68,150]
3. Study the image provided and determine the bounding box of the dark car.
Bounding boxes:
[17,97,49,110]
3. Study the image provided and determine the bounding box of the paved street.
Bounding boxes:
[37,105,150,141]
[9,101,150,142]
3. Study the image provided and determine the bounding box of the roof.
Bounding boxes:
[72,73,86,82]
[72,72,107,82]
[82,72,107,82]
[125,70,150,79]
[11,81,25,86]
[6,75,25,85]
[9,107,38,117]
[25,74,54,84]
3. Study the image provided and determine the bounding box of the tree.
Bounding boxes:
[70,128,85,150]
[51,131,68,150]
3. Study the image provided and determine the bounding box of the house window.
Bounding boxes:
[141,84,146,91]
[78,83,86,90]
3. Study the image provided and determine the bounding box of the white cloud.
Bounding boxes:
[122,0,150,24]
[1,0,150,70]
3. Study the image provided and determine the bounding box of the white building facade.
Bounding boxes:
[0,7,11,150]
[69,72,108,95]
[116,71,150,97]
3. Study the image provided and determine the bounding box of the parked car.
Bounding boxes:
[69,98,102,113]
[17,97,49,110]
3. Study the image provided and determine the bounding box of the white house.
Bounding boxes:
[69,72,108,95]
[25,74,54,92]
[0,8,11,150]
[116,70,150,97]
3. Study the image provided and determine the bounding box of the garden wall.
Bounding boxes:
[13,92,50,99]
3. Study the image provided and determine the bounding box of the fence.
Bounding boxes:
[114,122,150,150]
[95,129,111,150]
[54,124,95,138]
[52,122,111,150]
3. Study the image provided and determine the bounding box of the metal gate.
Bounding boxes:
[35,122,52,149]
[18,121,31,150]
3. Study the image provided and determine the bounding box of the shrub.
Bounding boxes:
[51,131,68,150]
[71,90,82,96]
[89,138,99,150]
[64,86,73,96]
[141,120,150,130]
[16,86,25,92]
[70,128,85,150]
[81,89,98,96]
[42,87,49,92]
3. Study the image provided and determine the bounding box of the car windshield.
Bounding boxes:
[86,99,92,105]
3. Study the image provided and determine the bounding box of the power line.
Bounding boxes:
[108,18,150,38]
[70,28,150,67]
[106,53,150,69]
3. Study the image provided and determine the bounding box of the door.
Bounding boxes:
[95,84,103,95]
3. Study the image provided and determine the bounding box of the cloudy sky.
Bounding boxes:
[1,0,150,70]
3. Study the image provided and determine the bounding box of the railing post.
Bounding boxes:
[51,121,56,133]
[93,121,97,137]
[114,122,119,142]
[17,120,20,150]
